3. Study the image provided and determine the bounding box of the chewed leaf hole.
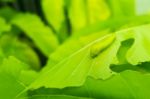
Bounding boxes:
[117,39,134,64]
[110,62,150,73]
[110,64,139,73]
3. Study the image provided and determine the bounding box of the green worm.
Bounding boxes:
[90,34,116,58]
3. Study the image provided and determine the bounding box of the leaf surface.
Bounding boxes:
[0,56,40,99]
[29,24,150,90]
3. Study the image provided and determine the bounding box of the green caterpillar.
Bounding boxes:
[90,34,115,58]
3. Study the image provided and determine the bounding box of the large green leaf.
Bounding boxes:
[28,70,150,99]
[47,30,109,67]
[40,30,110,76]
[11,13,59,56]
[29,24,150,90]
[29,33,116,89]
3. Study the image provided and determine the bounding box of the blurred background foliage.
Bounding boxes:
[0,0,150,69]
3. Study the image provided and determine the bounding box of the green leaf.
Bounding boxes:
[72,15,150,37]
[48,30,109,67]
[0,34,40,70]
[42,0,65,31]
[87,0,110,24]
[29,69,150,99]
[0,56,40,99]
[12,41,40,70]
[29,33,117,89]
[83,70,150,99]
[29,24,150,90]
[68,0,87,32]
[40,30,110,76]
[0,56,28,99]
[0,7,17,21]
[26,95,92,99]
[0,17,11,36]
[42,0,69,41]
[107,0,135,17]
[68,0,110,33]
[116,25,150,65]
[11,13,59,56]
